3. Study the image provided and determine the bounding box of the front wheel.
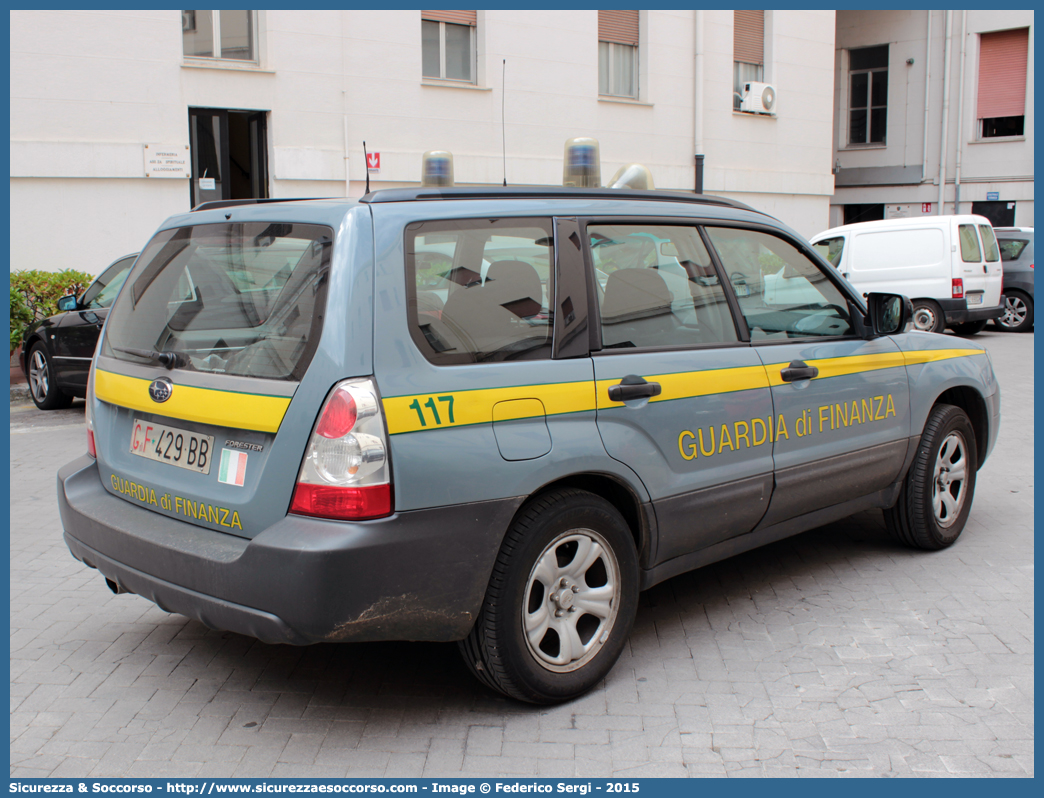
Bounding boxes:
[996,291,1033,332]
[459,489,639,704]
[911,299,945,333]
[884,404,977,550]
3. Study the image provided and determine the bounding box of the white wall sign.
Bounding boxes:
[143,144,189,178]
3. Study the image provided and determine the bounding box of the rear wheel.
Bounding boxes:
[996,290,1033,332]
[951,320,987,336]
[885,404,977,550]
[911,299,945,333]
[27,342,73,410]
[459,489,639,704]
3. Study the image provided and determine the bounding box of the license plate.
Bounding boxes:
[967,293,984,306]
[130,418,214,474]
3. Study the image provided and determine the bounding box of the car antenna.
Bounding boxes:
[501,59,507,186]
[362,141,371,194]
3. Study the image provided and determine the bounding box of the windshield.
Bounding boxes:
[103,222,333,381]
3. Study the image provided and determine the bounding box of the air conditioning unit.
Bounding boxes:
[740,82,777,115]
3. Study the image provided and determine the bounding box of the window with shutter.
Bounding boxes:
[421,11,477,83]
[598,10,638,98]
[977,28,1028,138]
[733,11,764,111]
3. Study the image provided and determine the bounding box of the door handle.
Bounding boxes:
[780,360,819,382]
[608,375,662,402]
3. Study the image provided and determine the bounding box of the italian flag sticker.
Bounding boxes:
[218,449,248,487]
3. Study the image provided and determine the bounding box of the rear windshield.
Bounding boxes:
[103,222,333,381]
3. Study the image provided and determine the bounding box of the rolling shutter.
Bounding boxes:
[734,10,764,65]
[421,10,476,27]
[977,28,1029,119]
[599,10,638,46]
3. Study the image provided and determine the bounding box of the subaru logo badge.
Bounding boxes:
[149,378,173,403]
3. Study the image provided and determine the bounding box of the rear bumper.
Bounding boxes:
[58,456,520,645]
[941,300,1004,324]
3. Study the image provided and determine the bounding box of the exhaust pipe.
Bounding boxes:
[105,577,130,595]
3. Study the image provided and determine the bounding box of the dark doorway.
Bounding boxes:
[189,108,268,208]
[843,203,884,224]
[971,201,1016,228]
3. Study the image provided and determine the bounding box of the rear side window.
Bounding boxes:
[587,224,737,349]
[705,227,853,340]
[979,225,1000,262]
[103,222,333,381]
[959,224,982,262]
[998,238,1029,261]
[406,218,554,365]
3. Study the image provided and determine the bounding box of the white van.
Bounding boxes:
[810,215,1004,334]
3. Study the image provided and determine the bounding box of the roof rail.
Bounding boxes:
[358,186,758,213]
[190,197,337,212]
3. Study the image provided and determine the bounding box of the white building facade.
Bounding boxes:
[830,10,1034,229]
[10,10,837,274]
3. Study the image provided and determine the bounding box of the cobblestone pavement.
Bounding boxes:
[10,331,1033,778]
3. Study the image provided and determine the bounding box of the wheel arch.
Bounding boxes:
[22,332,48,373]
[523,473,655,568]
[933,386,989,470]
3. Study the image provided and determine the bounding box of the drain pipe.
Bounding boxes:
[693,10,705,193]
[937,11,953,214]
[953,11,968,214]
[921,10,933,182]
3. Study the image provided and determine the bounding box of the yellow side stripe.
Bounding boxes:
[94,369,292,433]
[597,365,769,408]
[383,347,984,434]
[383,380,596,435]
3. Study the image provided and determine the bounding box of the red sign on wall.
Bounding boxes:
[366,152,380,173]
[922,202,932,213]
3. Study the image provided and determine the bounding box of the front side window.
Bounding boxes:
[849,44,888,144]
[84,257,136,310]
[422,13,476,82]
[589,224,737,349]
[979,225,1000,262]
[705,227,853,340]
[407,219,554,365]
[812,237,845,268]
[182,10,255,61]
[598,10,638,98]
[733,10,764,111]
[959,224,982,262]
[104,222,332,381]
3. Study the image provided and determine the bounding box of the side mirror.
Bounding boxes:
[866,292,913,336]
[57,295,79,312]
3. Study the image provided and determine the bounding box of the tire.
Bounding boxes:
[884,404,977,551]
[951,320,987,336]
[996,290,1034,332]
[911,299,945,333]
[459,488,639,704]
[27,342,73,410]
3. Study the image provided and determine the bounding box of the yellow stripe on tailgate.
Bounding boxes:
[94,369,292,433]
[383,380,596,435]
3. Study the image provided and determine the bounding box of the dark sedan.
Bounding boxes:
[993,227,1033,332]
[21,254,137,409]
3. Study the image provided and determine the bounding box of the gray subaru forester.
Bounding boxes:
[58,186,1000,703]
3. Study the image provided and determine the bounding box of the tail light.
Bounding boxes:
[290,378,392,520]
[952,278,964,298]
[85,366,97,458]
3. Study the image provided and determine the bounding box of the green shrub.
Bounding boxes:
[9,269,94,353]
[10,287,33,354]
